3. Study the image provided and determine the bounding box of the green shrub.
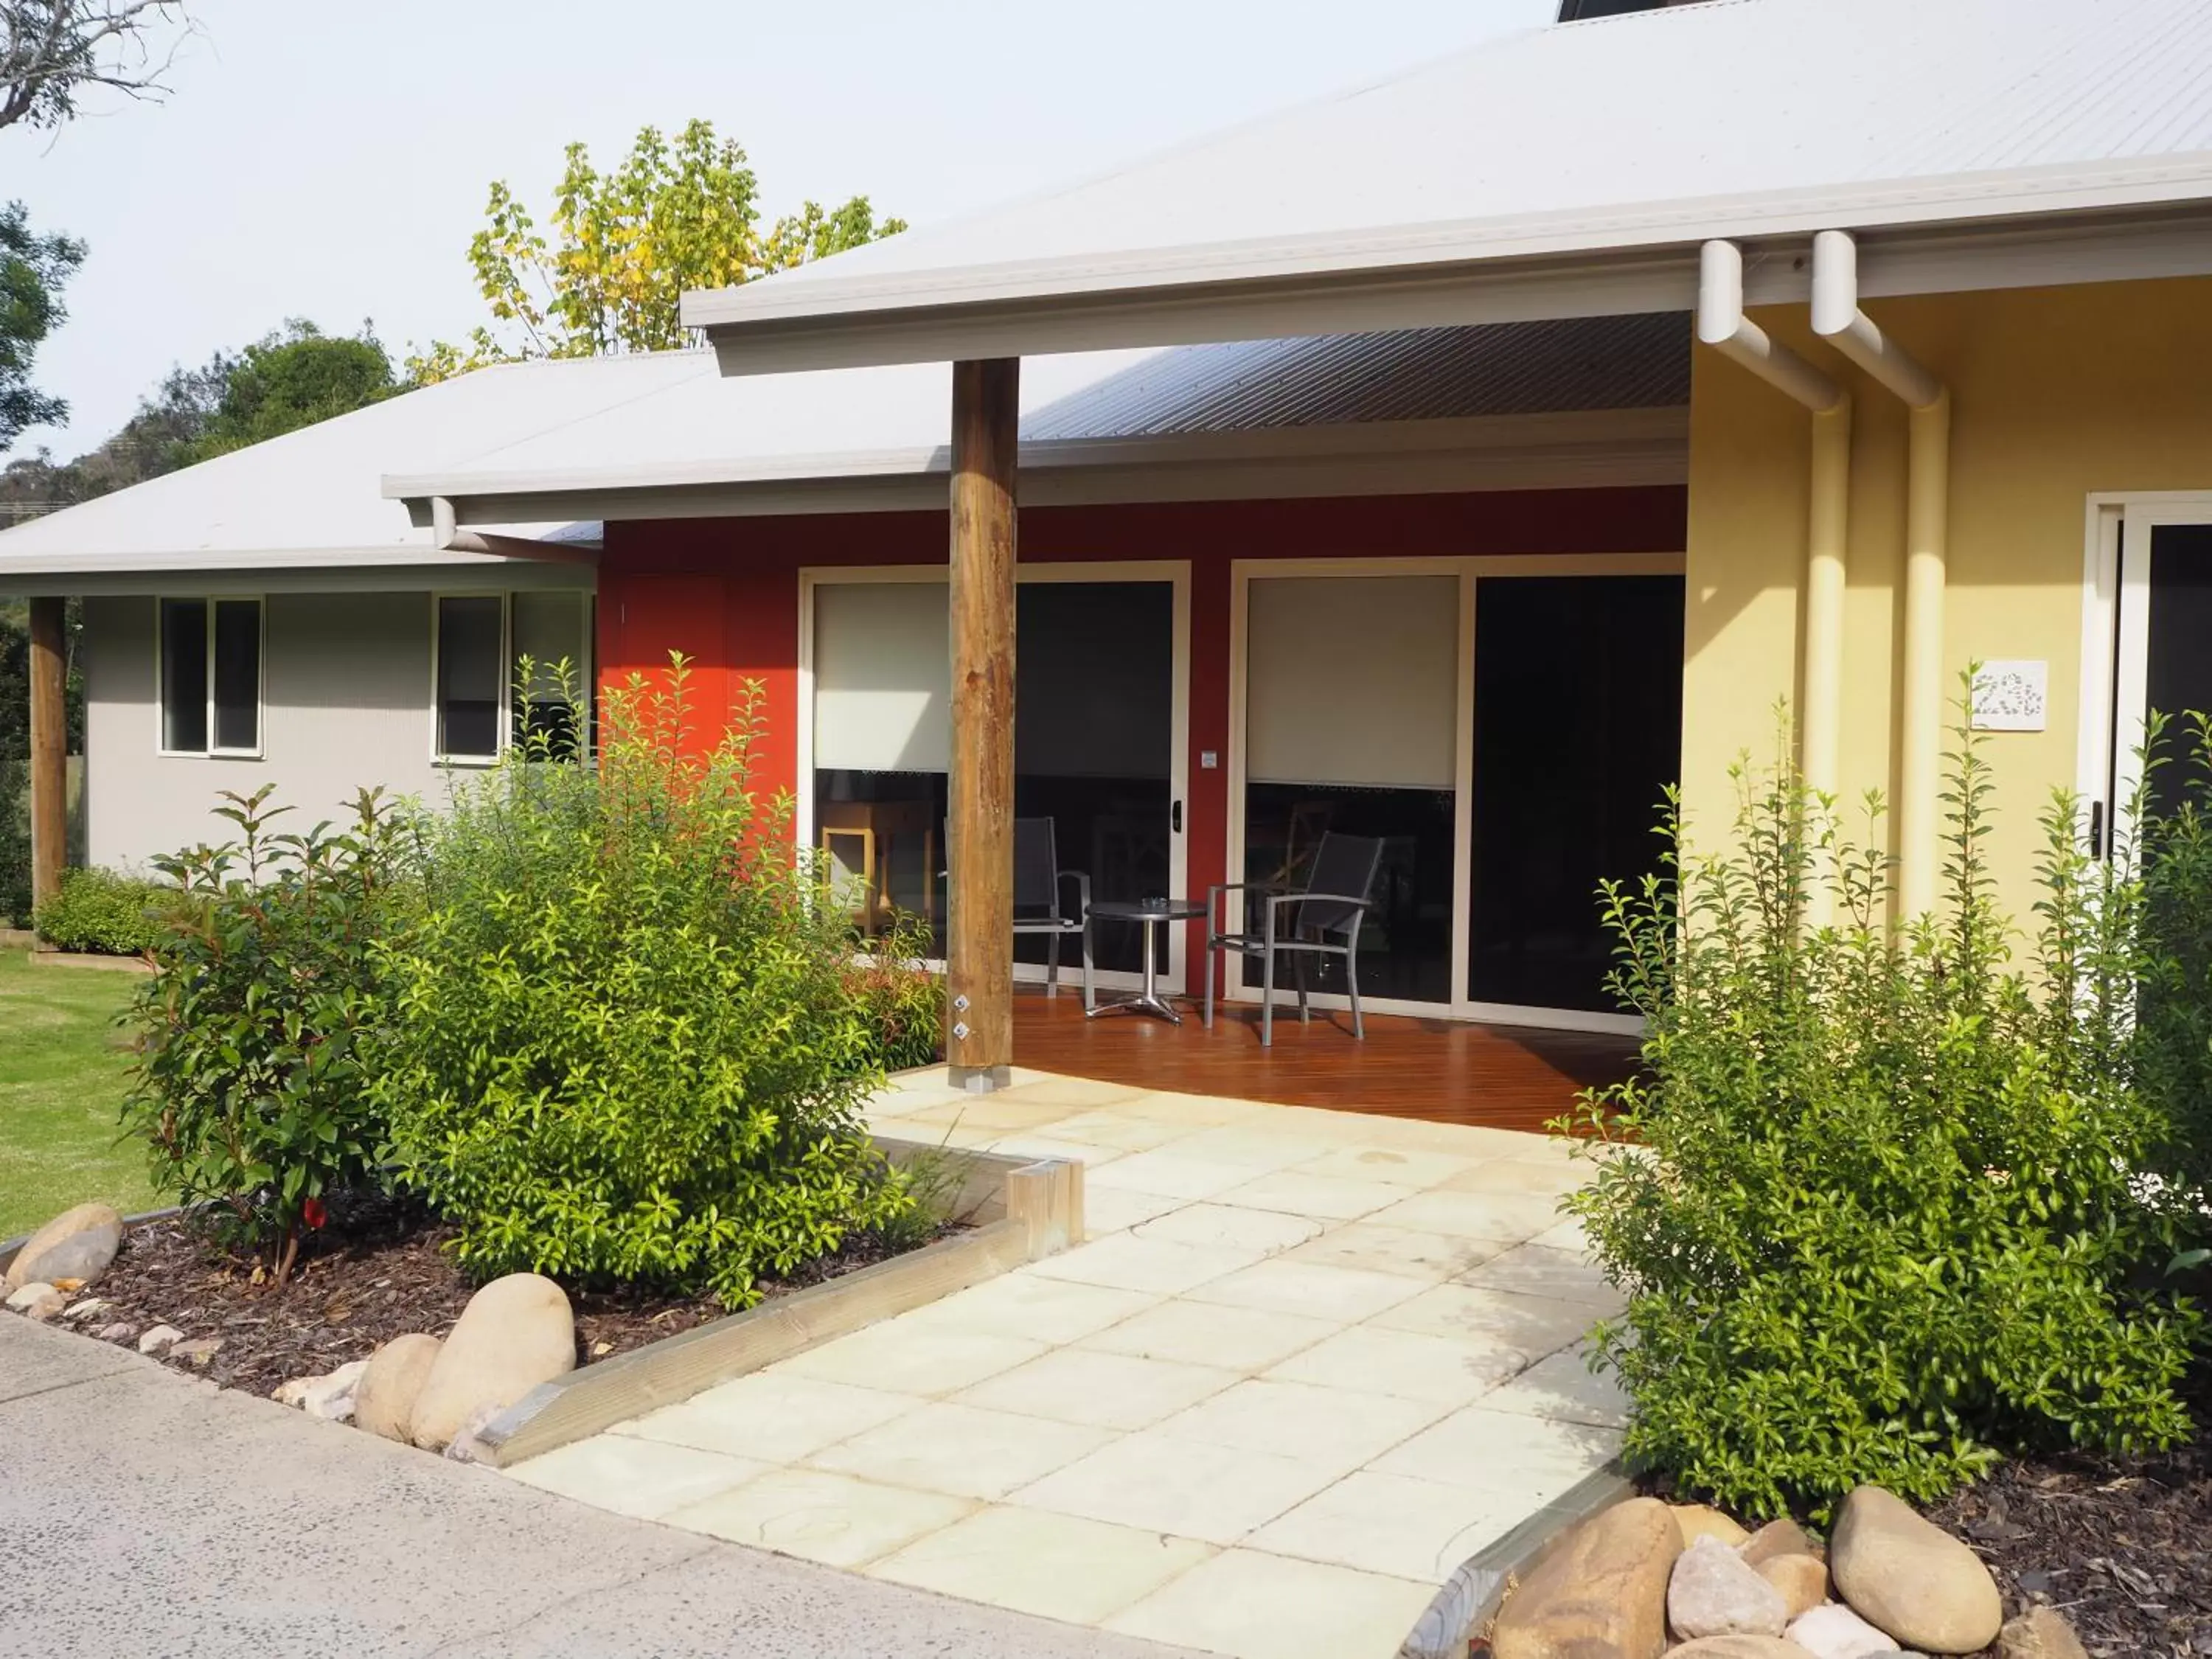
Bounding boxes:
[843,940,943,1072]
[2135,712,2212,1240]
[34,866,180,954]
[0,754,27,925]
[1558,695,2202,1521]
[122,786,420,1276]
[367,661,913,1308]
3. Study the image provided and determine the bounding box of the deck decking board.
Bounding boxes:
[1010,990,1636,1133]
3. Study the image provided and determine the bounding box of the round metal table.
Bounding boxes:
[1085,898,1208,1023]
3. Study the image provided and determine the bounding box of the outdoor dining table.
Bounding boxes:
[1084,897,1207,1023]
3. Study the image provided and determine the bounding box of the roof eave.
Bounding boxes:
[684,168,2212,375]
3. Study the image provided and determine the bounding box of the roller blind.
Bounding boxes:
[1246,574,1459,790]
[814,581,951,773]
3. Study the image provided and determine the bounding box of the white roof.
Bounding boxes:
[0,314,1694,583]
[685,0,2212,369]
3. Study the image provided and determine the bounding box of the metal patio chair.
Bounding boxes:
[1012,816,1094,1009]
[1203,831,1385,1047]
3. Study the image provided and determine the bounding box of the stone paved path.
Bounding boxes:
[512,1068,1628,1659]
[0,1312,1195,1659]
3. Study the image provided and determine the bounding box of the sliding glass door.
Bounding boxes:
[1242,574,1459,1003]
[1467,575,1683,1012]
[807,566,1187,986]
[1233,560,1682,1029]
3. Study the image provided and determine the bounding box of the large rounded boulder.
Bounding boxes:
[5,1203,123,1291]
[1829,1485,2001,1654]
[406,1276,574,1453]
[1492,1496,1683,1659]
[355,1333,443,1442]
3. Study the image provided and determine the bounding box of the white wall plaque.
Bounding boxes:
[1971,660,2048,731]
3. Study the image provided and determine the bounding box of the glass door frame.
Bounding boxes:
[1225,552,1683,1035]
[797,560,1193,994]
[2080,490,2212,860]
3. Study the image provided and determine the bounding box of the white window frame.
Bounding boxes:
[154,594,265,760]
[430,590,596,768]
[1228,552,1686,1036]
[796,561,1193,995]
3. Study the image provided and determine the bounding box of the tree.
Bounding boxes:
[186,319,397,459]
[1,0,191,132]
[408,120,904,383]
[0,200,83,453]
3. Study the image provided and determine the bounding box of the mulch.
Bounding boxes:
[66,1190,951,1400]
[1927,1402,2212,1658]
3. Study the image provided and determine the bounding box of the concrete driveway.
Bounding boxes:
[0,1315,1194,1659]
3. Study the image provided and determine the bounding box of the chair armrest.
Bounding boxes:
[1269,891,1375,910]
[1059,869,1091,921]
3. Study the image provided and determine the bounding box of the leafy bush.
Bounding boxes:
[1559,697,2202,1520]
[0,754,27,925]
[35,866,181,954]
[122,786,420,1276]
[844,942,942,1072]
[2135,712,2212,1239]
[368,661,913,1308]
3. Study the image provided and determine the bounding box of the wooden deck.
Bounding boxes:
[1010,987,1637,1133]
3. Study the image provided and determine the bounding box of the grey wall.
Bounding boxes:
[85,591,518,870]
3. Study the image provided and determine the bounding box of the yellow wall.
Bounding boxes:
[1683,275,2212,918]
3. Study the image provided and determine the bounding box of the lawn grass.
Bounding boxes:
[0,950,161,1239]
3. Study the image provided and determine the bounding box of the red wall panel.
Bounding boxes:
[599,485,1686,966]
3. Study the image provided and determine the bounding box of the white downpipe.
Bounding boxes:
[1811,230,1950,919]
[1697,240,1851,925]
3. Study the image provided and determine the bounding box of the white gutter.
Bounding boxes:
[1697,240,1852,925]
[431,495,598,568]
[1812,230,1950,919]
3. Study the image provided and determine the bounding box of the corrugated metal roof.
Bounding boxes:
[1023,315,1686,440]
[686,0,2212,360]
[1,318,1688,574]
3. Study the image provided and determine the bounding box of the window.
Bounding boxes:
[434,591,595,763]
[159,597,262,756]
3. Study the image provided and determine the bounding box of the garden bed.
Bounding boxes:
[71,1189,962,1400]
[1925,1399,2212,1657]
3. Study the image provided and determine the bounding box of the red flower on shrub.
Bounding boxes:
[301,1197,327,1231]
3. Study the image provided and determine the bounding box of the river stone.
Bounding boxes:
[1829,1486,2002,1654]
[4,1203,123,1292]
[1742,1518,1823,1566]
[1668,1641,1820,1658]
[5,1282,66,1320]
[355,1333,441,1442]
[1996,1607,2088,1659]
[1671,1534,1789,1640]
[1491,1495,1682,1659]
[1675,1503,1753,1548]
[1788,1604,1902,1659]
[136,1324,183,1354]
[1757,1552,1832,1619]
[408,1276,573,1452]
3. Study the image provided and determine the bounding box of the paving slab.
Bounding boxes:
[0,1315,1196,1659]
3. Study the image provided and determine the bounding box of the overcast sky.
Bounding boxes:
[4,0,1555,455]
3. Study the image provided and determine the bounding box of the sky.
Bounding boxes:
[2,0,1556,456]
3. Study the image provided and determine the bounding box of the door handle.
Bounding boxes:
[1171,800,1183,833]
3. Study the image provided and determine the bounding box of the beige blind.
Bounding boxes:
[1246,574,1459,790]
[813,581,950,773]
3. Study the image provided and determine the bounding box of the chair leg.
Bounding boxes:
[1262,948,1275,1048]
[1082,924,1096,1014]
[1047,930,1060,996]
[1293,948,1310,1024]
[1203,939,1214,1029]
[1347,946,1365,1040]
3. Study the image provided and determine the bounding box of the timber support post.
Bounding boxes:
[28,595,66,937]
[946,359,1019,1090]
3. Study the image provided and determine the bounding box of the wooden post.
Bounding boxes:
[27,596,66,933]
[947,359,1019,1091]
